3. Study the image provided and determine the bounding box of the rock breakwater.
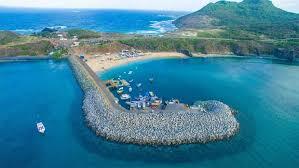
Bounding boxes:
[68,56,239,145]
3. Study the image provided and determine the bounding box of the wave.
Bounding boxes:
[47,25,68,30]
[11,25,68,34]
[12,29,39,35]
[157,14,177,19]
[132,19,177,35]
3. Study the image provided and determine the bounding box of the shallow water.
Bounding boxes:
[1,58,299,168]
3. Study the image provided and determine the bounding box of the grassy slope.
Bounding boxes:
[0,31,20,45]
[0,31,54,57]
[174,0,299,39]
[119,37,298,58]
[66,29,101,39]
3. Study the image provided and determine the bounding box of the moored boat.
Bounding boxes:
[137,83,142,87]
[149,91,155,97]
[117,87,124,94]
[121,94,131,100]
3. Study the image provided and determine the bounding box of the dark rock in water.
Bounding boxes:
[41,27,58,33]
[178,49,193,57]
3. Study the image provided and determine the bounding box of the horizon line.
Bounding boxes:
[0,5,192,13]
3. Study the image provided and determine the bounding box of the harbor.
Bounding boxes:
[69,55,240,145]
[105,77,188,113]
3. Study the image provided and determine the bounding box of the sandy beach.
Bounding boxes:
[85,52,187,72]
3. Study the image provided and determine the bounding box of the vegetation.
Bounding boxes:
[119,37,299,57]
[0,40,54,57]
[174,0,299,39]
[51,48,68,59]
[195,29,266,40]
[66,29,101,39]
[0,31,19,45]
[34,27,58,38]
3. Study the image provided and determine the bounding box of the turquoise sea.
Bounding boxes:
[1,57,299,168]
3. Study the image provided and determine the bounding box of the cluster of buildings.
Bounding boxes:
[119,49,144,58]
[56,33,80,47]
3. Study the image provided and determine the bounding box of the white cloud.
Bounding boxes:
[0,0,298,13]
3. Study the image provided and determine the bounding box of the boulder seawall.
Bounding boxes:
[68,55,240,145]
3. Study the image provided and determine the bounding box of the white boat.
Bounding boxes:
[149,91,155,97]
[37,122,45,134]
[129,87,133,92]
[129,79,134,83]
[128,71,133,75]
[121,94,131,100]
[137,83,142,87]
[117,87,124,94]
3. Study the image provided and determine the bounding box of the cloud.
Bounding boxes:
[0,0,298,13]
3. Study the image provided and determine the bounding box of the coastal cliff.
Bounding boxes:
[68,55,239,145]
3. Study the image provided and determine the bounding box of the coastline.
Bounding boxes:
[85,52,187,73]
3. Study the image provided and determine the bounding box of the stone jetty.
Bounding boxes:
[68,55,240,145]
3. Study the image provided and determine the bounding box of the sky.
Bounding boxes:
[0,0,298,13]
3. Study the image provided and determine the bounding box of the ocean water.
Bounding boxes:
[0,8,184,34]
[1,58,299,168]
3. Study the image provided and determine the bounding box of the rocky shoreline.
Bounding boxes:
[68,55,240,145]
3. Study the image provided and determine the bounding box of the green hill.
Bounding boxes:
[174,0,299,38]
[0,31,20,45]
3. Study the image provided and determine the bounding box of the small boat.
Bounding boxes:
[149,91,155,97]
[117,87,124,94]
[151,99,162,107]
[129,79,134,83]
[120,79,130,86]
[167,99,180,105]
[128,71,133,75]
[37,122,45,134]
[129,87,133,92]
[137,83,142,87]
[121,94,131,100]
[149,78,154,83]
